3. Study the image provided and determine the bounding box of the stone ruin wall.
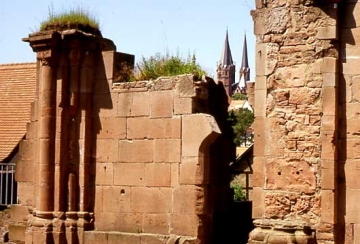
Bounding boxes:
[11,29,234,244]
[338,0,360,243]
[250,1,338,243]
[251,0,360,243]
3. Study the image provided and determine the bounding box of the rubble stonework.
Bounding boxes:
[10,28,234,244]
[251,0,360,243]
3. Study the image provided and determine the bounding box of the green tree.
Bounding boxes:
[231,93,247,100]
[228,108,254,146]
[135,52,206,80]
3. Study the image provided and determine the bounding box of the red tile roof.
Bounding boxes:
[0,63,36,162]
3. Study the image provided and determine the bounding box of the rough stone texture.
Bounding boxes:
[13,29,234,244]
[250,1,345,243]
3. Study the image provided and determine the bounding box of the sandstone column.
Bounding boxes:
[23,29,101,244]
[23,32,61,243]
[249,1,339,243]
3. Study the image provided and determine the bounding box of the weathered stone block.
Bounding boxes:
[113,213,142,233]
[258,43,279,76]
[95,186,103,213]
[254,88,266,117]
[317,26,338,40]
[132,187,171,213]
[118,140,154,163]
[351,76,360,102]
[252,157,265,187]
[321,131,337,160]
[173,75,195,98]
[150,90,173,118]
[94,139,119,162]
[26,122,37,139]
[265,159,316,193]
[323,57,338,74]
[95,117,126,139]
[8,224,26,242]
[355,224,360,244]
[104,186,132,213]
[170,214,199,236]
[108,232,141,244]
[154,139,181,163]
[17,182,34,206]
[343,139,360,160]
[171,163,180,188]
[321,161,336,190]
[10,205,29,222]
[30,100,38,122]
[96,162,114,186]
[289,88,321,106]
[346,103,360,119]
[16,159,34,183]
[322,73,337,87]
[344,160,360,189]
[321,115,336,132]
[118,92,150,117]
[182,114,220,157]
[84,231,108,244]
[180,157,203,185]
[113,163,145,186]
[252,187,264,219]
[93,93,118,118]
[145,163,171,187]
[142,214,170,235]
[101,50,115,80]
[322,87,337,116]
[127,117,152,139]
[321,190,336,224]
[94,212,115,231]
[127,118,181,139]
[342,26,360,45]
[255,76,267,90]
[253,117,266,157]
[173,186,204,215]
[343,58,360,75]
[174,97,192,115]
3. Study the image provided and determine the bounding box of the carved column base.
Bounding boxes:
[52,212,66,244]
[248,220,316,244]
[26,211,54,244]
[65,211,78,244]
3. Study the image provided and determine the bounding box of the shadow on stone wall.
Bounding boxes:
[337,1,354,243]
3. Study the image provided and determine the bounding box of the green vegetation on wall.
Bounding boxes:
[40,6,100,31]
[231,93,247,100]
[135,52,206,81]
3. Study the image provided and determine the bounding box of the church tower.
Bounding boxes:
[217,30,236,96]
[238,33,250,94]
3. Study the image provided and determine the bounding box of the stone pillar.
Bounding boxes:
[23,32,61,243]
[23,29,101,244]
[250,1,339,243]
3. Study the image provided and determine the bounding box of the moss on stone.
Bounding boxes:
[40,7,100,35]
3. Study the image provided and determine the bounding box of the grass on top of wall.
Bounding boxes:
[40,6,100,32]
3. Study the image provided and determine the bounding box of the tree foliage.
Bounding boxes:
[135,52,206,80]
[228,108,254,146]
[230,176,247,201]
[231,93,247,100]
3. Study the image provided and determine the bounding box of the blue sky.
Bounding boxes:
[0,0,255,79]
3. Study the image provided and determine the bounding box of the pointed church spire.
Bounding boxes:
[220,29,233,66]
[217,29,236,96]
[238,33,250,90]
[241,33,249,71]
